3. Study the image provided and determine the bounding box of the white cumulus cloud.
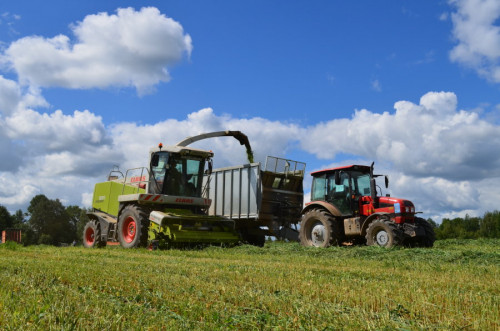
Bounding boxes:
[2,7,192,94]
[0,75,21,116]
[300,91,500,181]
[5,108,110,152]
[449,0,500,82]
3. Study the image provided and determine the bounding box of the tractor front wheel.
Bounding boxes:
[299,209,341,247]
[83,221,104,248]
[365,218,402,248]
[118,204,149,248]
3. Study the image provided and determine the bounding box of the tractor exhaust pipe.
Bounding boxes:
[370,162,378,208]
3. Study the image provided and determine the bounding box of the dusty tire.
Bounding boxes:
[299,209,341,247]
[83,221,104,248]
[414,217,435,247]
[118,204,149,248]
[365,218,402,248]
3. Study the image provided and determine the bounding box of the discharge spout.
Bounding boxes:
[175,130,254,163]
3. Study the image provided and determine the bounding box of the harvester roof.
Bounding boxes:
[150,144,214,158]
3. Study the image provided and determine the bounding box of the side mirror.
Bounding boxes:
[207,159,213,175]
[151,154,159,167]
[385,176,389,189]
[334,171,341,185]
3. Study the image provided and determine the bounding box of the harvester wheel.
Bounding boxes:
[83,220,104,248]
[413,217,435,247]
[118,204,149,248]
[299,209,341,247]
[365,217,402,248]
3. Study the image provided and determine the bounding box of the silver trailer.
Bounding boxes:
[203,156,305,244]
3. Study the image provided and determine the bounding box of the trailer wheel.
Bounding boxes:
[413,217,435,247]
[118,204,149,248]
[240,232,266,247]
[299,209,341,247]
[83,221,104,248]
[365,218,402,248]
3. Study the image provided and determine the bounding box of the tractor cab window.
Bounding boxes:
[325,170,372,216]
[326,172,351,215]
[311,175,326,201]
[352,171,371,196]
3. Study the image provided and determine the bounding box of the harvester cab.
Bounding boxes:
[148,144,213,199]
[300,163,435,248]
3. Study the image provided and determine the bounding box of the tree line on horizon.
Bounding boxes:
[0,194,499,245]
[0,195,89,246]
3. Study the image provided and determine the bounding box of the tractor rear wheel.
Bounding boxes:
[413,217,435,247]
[365,217,402,248]
[83,220,104,248]
[118,204,149,248]
[299,209,341,247]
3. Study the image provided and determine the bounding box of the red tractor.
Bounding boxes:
[299,163,435,248]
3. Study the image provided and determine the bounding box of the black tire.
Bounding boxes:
[118,204,149,248]
[365,217,402,248]
[299,209,341,247]
[238,226,266,247]
[83,220,105,248]
[413,217,435,247]
[243,233,266,247]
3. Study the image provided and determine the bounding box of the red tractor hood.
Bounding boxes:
[375,197,416,223]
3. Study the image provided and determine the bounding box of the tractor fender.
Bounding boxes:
[360,212,391,236]
[301,201,342,218]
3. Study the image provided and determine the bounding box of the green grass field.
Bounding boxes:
[1,239,498,330]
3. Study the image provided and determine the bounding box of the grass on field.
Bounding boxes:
[0,239,499,330]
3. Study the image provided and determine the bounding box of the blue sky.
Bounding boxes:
[1,0,499,221]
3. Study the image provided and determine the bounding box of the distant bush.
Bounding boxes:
[433,211,500,240]
[0,241,21,250]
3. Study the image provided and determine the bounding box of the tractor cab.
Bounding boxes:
[148,144,213,198]
[311,163,401,216]
[311,165,377,215]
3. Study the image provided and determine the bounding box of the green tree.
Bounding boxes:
[435,215,481,239]
[9,208,35,245]
[462,214,480,236]
[65,205,83,242]
[480,210,500,238]
[0,205,14,232]
[28,195,74,245]
[426,218,438,229]
[12,209,26,227]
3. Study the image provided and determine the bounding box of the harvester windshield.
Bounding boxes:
[151,151,205,197]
